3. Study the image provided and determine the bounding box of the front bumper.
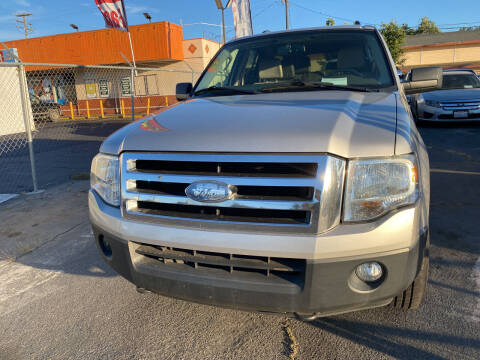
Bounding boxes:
[93,225,425,316]
[89,190,427,316]
[418,104,480,122]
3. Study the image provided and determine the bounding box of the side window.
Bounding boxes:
[200,49,239,88]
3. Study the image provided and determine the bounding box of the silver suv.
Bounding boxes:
[89,26,441,320]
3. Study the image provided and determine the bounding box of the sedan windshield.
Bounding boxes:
[194,30,395,96]
[442,74,480,90]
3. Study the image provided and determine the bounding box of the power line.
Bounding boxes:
[183,22,230,28]
[288,1,367,25]
[252,1,277,19]
[436,21,480,26]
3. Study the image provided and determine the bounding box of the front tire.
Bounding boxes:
[48,108,61,122]
[391,236,430,310]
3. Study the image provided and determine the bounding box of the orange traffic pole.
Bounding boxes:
[100,100,105,119]
[86,101,91,119]
[121,99,125,118]
[147,97,151,115]
[69,101,74,119]
[165,96,168,107]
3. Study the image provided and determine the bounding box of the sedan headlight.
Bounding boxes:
[424,99,441,108]
[91,153,120,207]
[343,155,418,222]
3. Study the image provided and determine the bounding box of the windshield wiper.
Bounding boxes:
[260,81,378,93]
[194,86,256,96]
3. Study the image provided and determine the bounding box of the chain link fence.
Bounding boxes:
[0,61,199,194]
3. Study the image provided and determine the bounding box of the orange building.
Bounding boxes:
[4,22,184,66]
[2,22,220,118]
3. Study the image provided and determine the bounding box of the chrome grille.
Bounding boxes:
[440,100,480,111]
[121,153,345,234]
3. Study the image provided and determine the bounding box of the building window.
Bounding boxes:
[85,79,97,98]
[120,77,131,96]
[99,79,109,97]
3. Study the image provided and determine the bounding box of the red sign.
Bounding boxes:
[94,0,128,31]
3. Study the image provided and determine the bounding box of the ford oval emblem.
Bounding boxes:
[185,181,235,203]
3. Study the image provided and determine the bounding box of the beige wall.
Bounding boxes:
[403,43,480,70]
[182,38,221,73]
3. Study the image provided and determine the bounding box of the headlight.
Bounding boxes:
[424,99,441,108]
[343,155,418,222]
[91,153,120,207]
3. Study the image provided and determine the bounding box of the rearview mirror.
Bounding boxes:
[176,82,192,101]
[402,66,443,95]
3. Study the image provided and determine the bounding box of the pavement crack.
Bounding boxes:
[444,149,478,162]
[13,221,88,262]
[282,318,299,359]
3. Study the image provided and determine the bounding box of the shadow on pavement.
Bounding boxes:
[309,316,480,359]
[13,228,117,279]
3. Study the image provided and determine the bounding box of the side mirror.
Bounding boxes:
[402,66,443,95]
[396,68,404,80]
[176,82,192,101]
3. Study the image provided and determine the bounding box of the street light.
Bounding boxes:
[214,0,232,44]
[143,12,152,23]
[70,24,79,32]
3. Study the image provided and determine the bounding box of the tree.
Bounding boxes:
[326,18,335,26]
[415,16,440,34]
[380,21,406,65]
[459,26,480,31]
[401,23,416,35]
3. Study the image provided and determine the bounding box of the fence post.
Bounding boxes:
[86,101,91,119]
[131,66,135,121]
[100,100,105,119]
[18,63,40,192]
[147,97,150,115]
[69,101,74,119]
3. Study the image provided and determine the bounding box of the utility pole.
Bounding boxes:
[221,7,226,43]
[214,0,232,44]
[282,0,290,30]
[16,13,33,39]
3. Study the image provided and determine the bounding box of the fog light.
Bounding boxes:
[355,262,383,282]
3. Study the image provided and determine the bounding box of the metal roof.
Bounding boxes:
[405,30,480,47]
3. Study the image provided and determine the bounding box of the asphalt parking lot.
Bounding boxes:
[0,120,128,194]
[0,122,479,359]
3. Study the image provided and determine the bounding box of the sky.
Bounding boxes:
[1,0,479,43]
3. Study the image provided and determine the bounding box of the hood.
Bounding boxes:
[101,91,399,158]
[422,88,480,101]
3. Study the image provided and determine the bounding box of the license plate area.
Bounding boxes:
[454,111,469,118]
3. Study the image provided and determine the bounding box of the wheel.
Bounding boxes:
[48,108,61,122]
[391,236,430,310]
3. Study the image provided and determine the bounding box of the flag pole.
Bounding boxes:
[122,0,136,121]
[127,30,136,121]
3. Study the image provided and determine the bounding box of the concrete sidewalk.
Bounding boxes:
[0,180,89,262]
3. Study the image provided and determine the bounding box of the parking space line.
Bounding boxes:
[0,261,60,316]
[0,194,17,204]
[431,169,480,176]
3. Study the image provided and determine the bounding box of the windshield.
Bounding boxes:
[194,30,395,96]
[442,74,480,89]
